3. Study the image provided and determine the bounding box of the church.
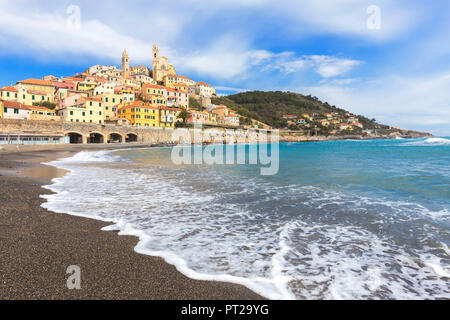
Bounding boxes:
[151,43,176,82]
[119,43,175,83]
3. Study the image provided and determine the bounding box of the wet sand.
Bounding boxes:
[0,145,263,300]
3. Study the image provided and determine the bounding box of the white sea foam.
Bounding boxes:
[401,137,450,146]
[41,150,450,300]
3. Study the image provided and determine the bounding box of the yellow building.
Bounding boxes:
[0,86,19,101]
[16,79,55,96]
[95,93,124,120]
[208,111,218,125]
[142,84,167,107]
[159,106,181,127]
[77,81,97,91]
[163,75,196,88]
[29,105,60,121]
[57,97,105,124]
[18,89,55,105]
[117,101,159,127]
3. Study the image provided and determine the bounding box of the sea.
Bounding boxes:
[41,137,450,300]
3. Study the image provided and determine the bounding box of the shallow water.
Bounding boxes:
[42,137,450,299]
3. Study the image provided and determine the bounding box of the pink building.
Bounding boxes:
[188,110,209,124]
[165,87,189,109]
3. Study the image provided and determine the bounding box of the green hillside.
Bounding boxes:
[211,91,382,130]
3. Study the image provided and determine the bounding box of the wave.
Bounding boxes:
[401,137,450,146]
[40,149,450,300]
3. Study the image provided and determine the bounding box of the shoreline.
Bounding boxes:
[0,145,264,300]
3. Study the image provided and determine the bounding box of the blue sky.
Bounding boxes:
[0,0,449,135]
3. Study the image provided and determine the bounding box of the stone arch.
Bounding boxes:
[66,132,84,144]
[108,133,123,143]
[88,132,104,144]
[125,133,138,143]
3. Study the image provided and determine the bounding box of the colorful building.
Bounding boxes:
[57,97,104,124]
[30,105,60,121]
[165,87,189,109]
[159,106,182,127]
[0,86,19,101]
[195,82,214,97]
[117,101,160,127]
[1,100,31,119]
[16,79,55,96]
[96,93,124,120]
[152,43,176,82]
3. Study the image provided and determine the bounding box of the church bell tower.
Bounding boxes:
[122,49,130,78]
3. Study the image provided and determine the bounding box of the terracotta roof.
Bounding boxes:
[65,77,84,82]
[52,81,75,88]
[159,106,182,111]
[142,83,165,89]
[31,105,54,112]
[172,75,194,81]
[0,86,18,92]
[3,101,33,110]
[118,100,158,110]
[17,79,54,86]
[81,96,102,102]
[196,81,211,87]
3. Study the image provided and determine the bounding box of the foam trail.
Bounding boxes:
[40,147,450,300]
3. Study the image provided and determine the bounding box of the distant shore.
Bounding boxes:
[0,145,263,299]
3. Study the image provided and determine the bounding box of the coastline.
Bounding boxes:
[0,145,264,300]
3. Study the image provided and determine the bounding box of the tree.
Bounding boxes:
[189,97,201,110]
[177,109,191,127]
[32,101,57,109]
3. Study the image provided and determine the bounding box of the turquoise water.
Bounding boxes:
[43,137,450,299]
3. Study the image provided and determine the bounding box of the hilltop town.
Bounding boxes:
[0,44,245,143]
[0,44,430,145]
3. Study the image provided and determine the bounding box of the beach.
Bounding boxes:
[0,145,263,300]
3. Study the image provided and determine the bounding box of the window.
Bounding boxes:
[32,95,35,100]
[42,96,45,101]
[6,92,9,97]
[90,111,93,115]
[14,108,19,114]
[3,107,6,113]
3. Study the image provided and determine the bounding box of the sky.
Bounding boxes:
[0,0,449,135]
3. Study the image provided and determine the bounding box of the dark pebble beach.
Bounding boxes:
[0,145,263,300]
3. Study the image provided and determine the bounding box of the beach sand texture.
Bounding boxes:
[0,146,263,300]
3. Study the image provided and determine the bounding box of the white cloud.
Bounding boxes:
[308,56,362,78]
[0,5,361,80]
[268,53,361,78]
[300,73,450,135]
